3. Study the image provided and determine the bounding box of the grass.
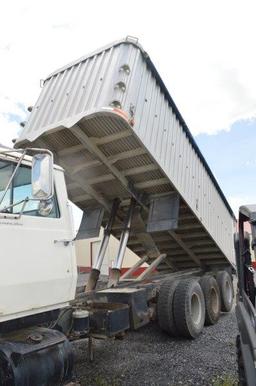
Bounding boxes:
[212,375,238,386]
[94,375,121,386]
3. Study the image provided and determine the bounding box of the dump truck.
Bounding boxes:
[235,205,256,386]
[0,37,236,385]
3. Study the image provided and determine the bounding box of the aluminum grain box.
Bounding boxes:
[16,37,236,271]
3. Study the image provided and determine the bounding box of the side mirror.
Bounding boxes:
[38,199,54,217]
[32,153,53,200]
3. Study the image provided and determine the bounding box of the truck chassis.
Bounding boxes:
[0,194,234,385]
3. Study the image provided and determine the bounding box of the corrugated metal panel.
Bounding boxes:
[16,38,236,269]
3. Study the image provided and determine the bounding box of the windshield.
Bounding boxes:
[0,158,59,217]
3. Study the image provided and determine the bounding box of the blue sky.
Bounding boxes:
[195,119,256,215]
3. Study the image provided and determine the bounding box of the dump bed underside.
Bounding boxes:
[27,110,231,272]
[15,38,236,272]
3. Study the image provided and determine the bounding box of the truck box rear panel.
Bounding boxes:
[16,37,236,270]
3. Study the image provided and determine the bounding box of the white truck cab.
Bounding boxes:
[0,147,77,323]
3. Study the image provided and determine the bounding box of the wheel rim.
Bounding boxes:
[225,279,232,305]
[210,287,219,314]
[191,292,202,325]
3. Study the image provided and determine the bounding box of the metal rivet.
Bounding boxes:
[119,64,130,75]
[110,100,122,109]
[115,81,126,92]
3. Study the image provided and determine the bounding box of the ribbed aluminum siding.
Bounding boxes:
[17,40,236,264]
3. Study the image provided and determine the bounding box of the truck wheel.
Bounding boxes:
[216,271,234,312]
[199,275,220,325]
[157,279,179,336]
[173,278,205,339]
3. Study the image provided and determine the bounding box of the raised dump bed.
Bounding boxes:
[15,37,236,272]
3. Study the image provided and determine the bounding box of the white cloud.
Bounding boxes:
[1,0,256,145]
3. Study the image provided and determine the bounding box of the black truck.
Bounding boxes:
[236,205,256,386]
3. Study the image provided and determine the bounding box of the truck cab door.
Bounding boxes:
[0,161,77,322]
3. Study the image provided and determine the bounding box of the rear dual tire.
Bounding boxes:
[157,271,233,339]
[216,271,234,312]
[173,278,205,339]
[158,278,205,339]
[157,279,179,336]
[199,275,221,325]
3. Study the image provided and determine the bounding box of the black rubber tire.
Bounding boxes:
[216,271,234,312]
[173,278,205,339]
[199,275,221,325]
[157,279,179,336]
[236,335,247,386]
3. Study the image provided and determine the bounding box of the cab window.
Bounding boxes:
[0,159,60,218]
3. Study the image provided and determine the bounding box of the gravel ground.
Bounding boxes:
[73,307,238,386]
